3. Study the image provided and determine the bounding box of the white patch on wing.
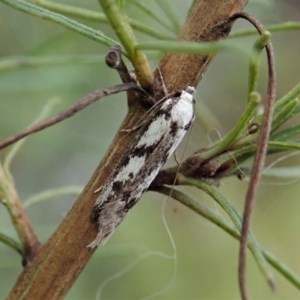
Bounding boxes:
[136,99,173,148]
[165,91,194,157]
[167,128,187,158]
[170,97,194,127]
[115,155,146,182]
[146,167,163,184]
[94,155,147,206]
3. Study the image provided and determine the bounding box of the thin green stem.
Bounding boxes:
[0,55,106,72]
[268,141,300,151]
[187,0,197,17]
[99,0,153,89]
[0,163,40,259]
[0,232,24,256]
[3,98,60,172]
[181,178,275,286]
[34,0,173,40]
[264,250,300,289]
[271,123,300,141]
[253,96,300,130]
[131,0,175,34]
[200,92,260,160]
[271,98,299,132]
[275,81,300,110]
[154,0,181,33]
[230,22,300,38]
[287,102,300,120]
[248,31,270,97]
[233,97,300,150]
[23,186,83,208]
[137,40,252,56]
[157,186,240,237]
[155,187,300,290]
[263,166,300,179]
[0,0,121,53]
[231,131,300,156]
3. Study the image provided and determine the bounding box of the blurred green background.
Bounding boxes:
[0,0,300,299]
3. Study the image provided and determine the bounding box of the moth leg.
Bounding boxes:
[94,186,103,194]
[120,119,148,133]
[87,232,103,249]
[87,229,113,248]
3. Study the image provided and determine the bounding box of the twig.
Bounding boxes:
[0,0,121,52]
[105,45,133,84]
[227,12,276,300]
[0,83,147,150]
[34,0,174,40]
[105,45,142,106]
[99,0,153,89]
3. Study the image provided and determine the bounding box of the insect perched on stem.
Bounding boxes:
[88,86,195,248]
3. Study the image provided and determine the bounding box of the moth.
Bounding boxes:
[88,86,195,248]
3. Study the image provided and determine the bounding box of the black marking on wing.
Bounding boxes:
[91,93,194,240]
[131,135,164,158]
[112,181,123,192]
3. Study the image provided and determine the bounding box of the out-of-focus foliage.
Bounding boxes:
[0,0,300,299]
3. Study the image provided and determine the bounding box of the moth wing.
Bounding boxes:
[90,94,194,246]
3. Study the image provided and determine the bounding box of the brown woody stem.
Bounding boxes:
[7,1,248,299]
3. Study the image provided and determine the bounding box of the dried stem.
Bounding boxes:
[105,45,143,106]
[105,45,132,83]
[227,13,276,300]
[0,83,146,151]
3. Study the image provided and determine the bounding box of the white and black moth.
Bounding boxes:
[88,86,195,248]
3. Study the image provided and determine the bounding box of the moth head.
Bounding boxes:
[181,86,195,103]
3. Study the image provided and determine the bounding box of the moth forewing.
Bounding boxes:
[88,86,195,248]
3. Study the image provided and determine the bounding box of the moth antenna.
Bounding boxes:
[138,87,196,299]
[104,90,178,160]
[173,151,180,166]
[226,149,247,179]
[121,90,178,133]
[193,88,201,104]
[206,127,222,145]
[254,151,300,186]
[95,200,179,300]
[157,67,169,97]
